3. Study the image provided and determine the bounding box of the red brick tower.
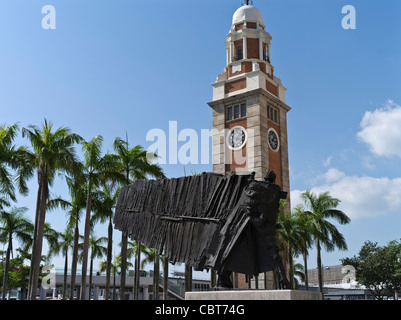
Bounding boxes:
[208,3,291,289]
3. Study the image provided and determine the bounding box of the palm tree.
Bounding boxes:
[99,258,118,300]
[140,249,177,300]
[111,256,120,300]
[300,190,351,293]
[113,136,165,300]
[70,229,84,300]
[79,135,122,300]
[0,123,31,208]
[124,239,151,299]
[293,263,305,289]
[99,256,133,300]
[0,124,19,207]
[79,231,107,300]
[47,174,87,299]
[42,223,60,265]
[292,204,313,290]
[142,247,160,300]
[22,119,82,300]
[46,227,73,299]
[91,182,120,300]
[277,208,299,288]
[0,206,33,299]
[22,221,60,264]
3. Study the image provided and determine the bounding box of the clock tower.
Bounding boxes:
[208,3,291,289]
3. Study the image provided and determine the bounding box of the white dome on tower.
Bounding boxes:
[232,5,264,25]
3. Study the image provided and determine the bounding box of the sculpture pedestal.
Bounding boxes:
[185,290,322,300]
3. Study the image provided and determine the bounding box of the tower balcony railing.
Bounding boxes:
[231,55,270,63]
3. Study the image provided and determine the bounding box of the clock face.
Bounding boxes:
[268,129,280,151]
[227,126,247,150]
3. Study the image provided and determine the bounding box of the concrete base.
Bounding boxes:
[185,290,322,300]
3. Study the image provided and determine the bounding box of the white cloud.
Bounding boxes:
[290,101,401,221]
[357,100,401,158]
[323,156,333,167]
[361,156,375,170]
[318,168,345,183]
[291,169,401,220]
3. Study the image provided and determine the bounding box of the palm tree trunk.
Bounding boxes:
[29,172,49,300]
[112,271,116,300]
[303,249,309,291]
[153,254,160,300]
[89,257,93,300]
[119,233,128,300]
[63,249,68,299]
[163,257,168,300]
[134,242,141,300]
[1,232,12,300]
[119,169,130,300]
[316,238,323,293]
[80,192,92,300]
[70,223,79,300]
[288,246,294,289]
[27,178,43,299]
[105,218,113,300]
[31,192,47,296]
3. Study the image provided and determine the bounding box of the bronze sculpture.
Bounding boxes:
[114,170,291,289]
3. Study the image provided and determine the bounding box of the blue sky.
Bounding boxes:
[1,0,401,277]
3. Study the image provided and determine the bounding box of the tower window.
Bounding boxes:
[263,44,270,63]
[234,105,240,119]
[235,46,243,61]
[227,107,233,121]
[267,106,279,123]
[226,103,246,122]
[241,103,247,117]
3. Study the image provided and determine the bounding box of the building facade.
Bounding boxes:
[11,271,210,300]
